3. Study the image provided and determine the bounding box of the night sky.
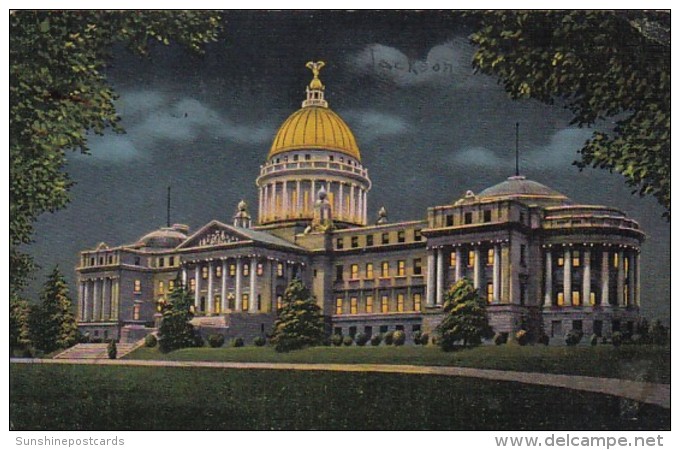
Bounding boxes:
[25,11,670,321]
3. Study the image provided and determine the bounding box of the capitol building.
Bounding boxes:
[75,63,644,344]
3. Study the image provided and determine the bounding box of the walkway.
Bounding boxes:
[11,358,670,409]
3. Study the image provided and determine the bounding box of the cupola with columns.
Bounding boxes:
[256,61,371,228]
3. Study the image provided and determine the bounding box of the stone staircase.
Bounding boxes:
[53,341,143,360]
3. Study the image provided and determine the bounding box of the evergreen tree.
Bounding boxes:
[10,294,32,354]
[271,278,325,353]
[158,276,196,353]
[29,266,78,353]
[436,278,493,351]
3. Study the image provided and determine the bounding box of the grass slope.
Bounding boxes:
[127,345,670,384]
[10,364,669,431]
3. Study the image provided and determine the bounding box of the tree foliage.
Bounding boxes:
[158,277,197,353]
[10,294,32,354]
[436,278,493,350]
[10,11,223,295]
[271,278,325,353]
[469,11,670,218]
[29,266,78,353]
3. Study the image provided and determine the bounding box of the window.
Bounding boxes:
[168,280,175,292]
[487,283,494,303]
[305,154,311,161]
[336,238,344,249]
[572,291,581,306]
[572,250,580,268]
[397,230,405,243]
[351,236,359,248]
[277,263,284,277]
[414,229,422,241]
[366,296,374,313]
[519,211,525,223]
[134,280,141,293]
[590,292,597,306]
[520,244,527,266]
[366,235,374,247]
[348,326,357,337]
[336,298,343,315]
[557,292,564,306]
[189,278,196,292]
[381,261,390,277]
[572,320,583,332]
[446,215,454,227]
[365,263,374,279]
[107,255,113,264]
[229,264,236,276]
[413,258,422,275]
[242,294,249,311]
[624,257,629,274]
[276,295,283,310]
[134,256,141,266]
[133,304,140,320]
[214,295,222,314]
[450,251,457,267]
[464,212,473,224]
[483,210,491,222]
[243,263,250,277]
[380,325,388,334]
[90,257,95,266]
[158,281,164,294]
[551,320,562,337]
[593,320,603,337]
[468,250,475,268]
[99,257,104,265]
[159,257,165,268]
[257,294,262,311]
[336,265,344,281]
[350,264,359,279]
[397,294,404,312]
[613,252,619,268]
[557,253,565,267]
[487,248,494,266]
[257,263,264,276]
[215,265,222,278]
[382,233,390,245]
[201,266,209,279]
[350,297,358,314]
[413,293,421,311]
[169,256,175,266]
[397,260,406,276]
[381,296,389,313]
[293,154,299,161]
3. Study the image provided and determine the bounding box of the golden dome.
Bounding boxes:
[269,106,361,161]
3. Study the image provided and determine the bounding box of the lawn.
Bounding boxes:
[10,363,669,431]
[126,344,671,384]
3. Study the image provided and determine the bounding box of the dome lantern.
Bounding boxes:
[302,61,328,108]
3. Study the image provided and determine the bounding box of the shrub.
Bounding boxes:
[611,332,623,347]
[649,320,668,346]
[630,333,643,345]
[493,332,507,345]
[21,346,35,358]
[590,334,598,346]
[208,334,225,348]
[393,330,406,346]
[515,330,529,346]
[254,336,266,347]
[384,331,395,345]
[192,333,205,348]
[107,340,117,359]
[322,336,332,347]
[144,334,157,348]
[342,335,354,346]
[537,334,550,346]
[419,333,430,346]
[413,331,422,345]
[355,333,369,347]
[330,334,343,347]
[370,333,382,346]
[565,330,583,346]
[231,337,244,348]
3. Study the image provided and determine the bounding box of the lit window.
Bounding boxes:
[243,264,250,277]
[413,258,422,275]
[487,248,494,266]
[572,251,581,268]
[277,295,283,310]
[613,252,619,268]
[487,283,494,303]
[450,251,457,267]
[214,296,221,314]
[624,257,629,274]
[350,297,358,314]
[366,296,374,313]
[242,294,249,311]
[381,261,390,277]
[189,279,196,292]
[397,260,406,276]
[336,298,343,315]
[277,263,284,277]
[201,266,208,279]
[397,294,404,312]
[397,230,405,243]
[350,264,359,279]
[381,296,389,313]
[158,281,164,294]
[215,265,222,278]
[365,263,374,279]
[590,292,596,306]
[468,250,475,268]
[382,233,389,245]
[413,294,421,312]
[572,291,581,306]
[168,280,175,292]
[257,263,264,276]
[229,264,236,276]
[134,280,141,293]
[366,235,374,247]
[133,304,140,320]
[557,292,564,306]
[414,229,422,241]
[557,254,565,267]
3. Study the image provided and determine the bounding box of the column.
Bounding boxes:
[111,278,119,320]
[493,245,501,303]
[473,247,482,289]
[78,282,85,320]
[282,180,289,218]
[455,248,462,282]
[563,248,572,306]
[249,256,258,312]
[92,279,100,322]
[270,182,277,218]
[358,188,363,224]
[350,184,356,222]
[182,267,187,288]
[426,251,436,307]
[221,260,227,312]
[628,251,636,307]
[207,261,214,314]
[363,190,368,224]
[194,265,200,310]
[235,258,243,311]
[544,250,553,306]
[259,186,264,221]
[296,180,302,216]
[436,247,445,305]
[583,249,591,306]
[617,249,625,306]
[635,252,641,306]
[601,249,610,306]
[311,179,316,205]
[501,244,510,303]
[339,183,344,221]
[263,184,270,219]
[101,277,109,320]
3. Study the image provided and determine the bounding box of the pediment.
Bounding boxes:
[177,221,248,249]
